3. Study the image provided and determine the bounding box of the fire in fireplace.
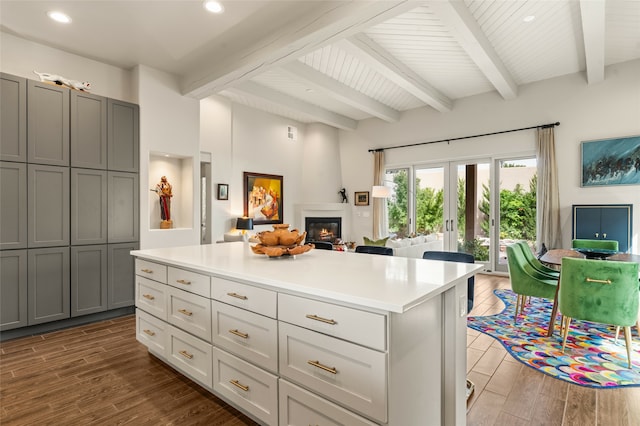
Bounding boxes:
[305,217,342,243]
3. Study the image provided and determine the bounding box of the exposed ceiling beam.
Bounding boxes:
[225,81,357,131]
[182,1,422,99]
[580,0,606,84]
[280,61,400,122]
[338,35,453,112]
[428,0,518,100]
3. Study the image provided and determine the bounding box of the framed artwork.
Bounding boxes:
[581,135,640,187]
[354,191,369,206]
[243,172,283,224]
[217,183,228,200]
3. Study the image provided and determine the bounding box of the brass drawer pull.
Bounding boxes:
[178,308,193,316]
[306,314,337,325]
[229,329,249,339]
[307,360,337,375]
[143,329,155,336]
[586,277,612,284]
[179,350,193,359]
[142,294,155,300]
[176,279,191,285]
[141,268,153,274]
[230,379,249,392]
[227,292,248,300]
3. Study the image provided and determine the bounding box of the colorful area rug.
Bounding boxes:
[467,289,640,388]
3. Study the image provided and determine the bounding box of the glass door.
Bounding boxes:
[414,164,449,250]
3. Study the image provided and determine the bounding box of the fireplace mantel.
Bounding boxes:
[294,203,350,240]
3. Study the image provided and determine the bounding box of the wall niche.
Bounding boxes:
[148,152,193,230]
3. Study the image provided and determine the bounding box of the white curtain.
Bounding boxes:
[536,127,562,250]
[372,150,387,239]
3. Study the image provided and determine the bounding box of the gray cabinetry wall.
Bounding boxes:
[71,168,107,245]
[28,164,70,248]
[71,245,108,317]
[1,250,28,331]
[108,171,139,243]
[28,247,70,325]
[108,242,138,309]
[71,91,107,169]
[1,73,27,162]
[108,99,139,172]
[0,162,27,249]
[27,80,70,166]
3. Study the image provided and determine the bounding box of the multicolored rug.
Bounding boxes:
[467,289,640,388]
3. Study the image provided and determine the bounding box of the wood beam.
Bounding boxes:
[579,0,606,84]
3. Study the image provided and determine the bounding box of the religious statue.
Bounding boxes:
[152,176,173,229]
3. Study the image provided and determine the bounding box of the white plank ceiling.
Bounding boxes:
[2,0,639,131]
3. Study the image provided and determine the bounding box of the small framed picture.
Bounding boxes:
[217,184,228,200]
[354,191,369,206]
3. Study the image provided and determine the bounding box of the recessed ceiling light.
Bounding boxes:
[204,1,224,14]
[47,11,72,24]
[523,15,535,23]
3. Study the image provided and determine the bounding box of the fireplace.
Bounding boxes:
[305,217,342,243]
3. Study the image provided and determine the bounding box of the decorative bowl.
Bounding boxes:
[251,224,313,257]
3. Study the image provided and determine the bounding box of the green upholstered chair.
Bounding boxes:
[558,257,639,368]
[571,239,619,252]
[506,244,558,322]
[514,241,560,280]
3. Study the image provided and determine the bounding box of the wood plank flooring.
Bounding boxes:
[1,273,639,425]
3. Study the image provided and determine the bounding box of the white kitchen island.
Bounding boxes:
[131,242,482,426]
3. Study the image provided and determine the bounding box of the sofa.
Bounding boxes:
[385,234,444,258]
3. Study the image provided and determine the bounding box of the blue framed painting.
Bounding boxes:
[581,135,640,187]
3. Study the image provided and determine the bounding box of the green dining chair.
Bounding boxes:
[571,239,619,252]
[514,241,560,280]
[558,257,639,368]
[506,244,558,323]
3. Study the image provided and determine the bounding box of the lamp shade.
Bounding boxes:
[371,185,392,198]
[236,217,254,230]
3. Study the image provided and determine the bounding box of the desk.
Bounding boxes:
[540,249,640,336]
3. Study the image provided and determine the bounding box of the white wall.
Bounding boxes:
[339,59,640,253]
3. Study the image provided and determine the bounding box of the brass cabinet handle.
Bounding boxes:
[143,329,155,336]
[306,314,337,325]
[176,279,191,285]
[179,350,193,359]
[586,277,612,284]
[307,360,337,374]
[229,329,249,339]
[178,308,193,316]
[141,268,153,274]
[227,292,248,300]
[142,294,155,300]
[229,379,249,392]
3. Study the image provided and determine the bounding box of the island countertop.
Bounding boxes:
[131,242,482,313]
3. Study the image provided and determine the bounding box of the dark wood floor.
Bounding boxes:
[1,274,639,425]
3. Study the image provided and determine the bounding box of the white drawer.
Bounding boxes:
[136,276,167,321]
[136,308,167,357]
[167,286,212,342]
[279,322,387,423]
[168,267,211,298]
[212,277,276,318]
[213,347,278,426]
[212,301,278,372]
[278,293,386,351]
[135,259,167,283]
[167,325,213,389]
[279,379,378,426]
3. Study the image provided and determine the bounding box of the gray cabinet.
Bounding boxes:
[108,171,139,243]
[28,164,70,248]
[28,246,70,325]
[1,250,28,330]
[71,91,107,169]
[71,245,107,317]
[27,80,70,166]
[71,168,107,245]
[1,73,27,162]
[108,242,138,309]
[0,162,28,249]
[108,99,139,172]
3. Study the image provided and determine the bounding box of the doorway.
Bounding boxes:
[200,153,212,244]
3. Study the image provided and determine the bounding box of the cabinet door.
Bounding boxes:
[573,207,601,240]
[0,162,27,249]
[28,164,70,248]
[27,80,69,166]
[71,91,107,169]
[1,250,28,330]
[71,245,107,317]
[599,206,632,253]
[1,73,27,162]
[71,168,107,245]
[108,242,138,309]
[28,246,70,325]
[108,99,139,172]
[108,171,139,243]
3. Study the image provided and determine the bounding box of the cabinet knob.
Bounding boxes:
[595,233,599,238]
[602,233,607,239]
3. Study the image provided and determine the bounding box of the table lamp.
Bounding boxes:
[236,217,254,241]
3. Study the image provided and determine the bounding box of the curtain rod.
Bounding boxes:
[368,121,560,153]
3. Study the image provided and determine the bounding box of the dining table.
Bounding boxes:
[539,249,640,337]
